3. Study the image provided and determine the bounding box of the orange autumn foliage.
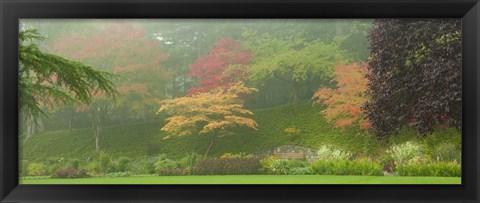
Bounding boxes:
[157,84,258,139]
[312,62,370,130]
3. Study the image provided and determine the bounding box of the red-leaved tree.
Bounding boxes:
[312,62,370,130]
[186,38,253,95]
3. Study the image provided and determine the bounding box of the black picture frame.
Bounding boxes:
[1,0,479,202]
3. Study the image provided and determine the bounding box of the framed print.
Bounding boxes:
[1,0,479,202]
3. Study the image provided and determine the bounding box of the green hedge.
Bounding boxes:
[397,162,461,177]
[260,158,310,175]
[311,159,383,176]
[193,157,261,175]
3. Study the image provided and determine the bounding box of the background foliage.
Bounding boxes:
[365,19,461,137]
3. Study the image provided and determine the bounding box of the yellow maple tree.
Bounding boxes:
[157,84,258,157]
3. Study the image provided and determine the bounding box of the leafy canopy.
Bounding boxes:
[244,33,347,85]
[47,23,169,119]
[186,38,253,95]
[364,19,461,136]
[19,29,117,116]
[313,62,370,130]
[157,84,258,139]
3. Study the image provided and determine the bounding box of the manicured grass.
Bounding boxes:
[20,175,461,184]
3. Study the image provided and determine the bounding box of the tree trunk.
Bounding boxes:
[142,111,147,122]
[183,76,188,96]
[171,77,177,98]
[92,111,103,154]
[292,80,300,104]
[89,99,112,154]
[25,115,34,141]
[123,108,128,123]
[25,114,42,141]
[95,133,101,154]
[204,133,216,159]
[93,121,103,154]
[68,115,73,133]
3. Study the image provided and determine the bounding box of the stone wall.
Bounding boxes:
[258,145,318,163]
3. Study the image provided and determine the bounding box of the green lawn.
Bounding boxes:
[20,175,461,184]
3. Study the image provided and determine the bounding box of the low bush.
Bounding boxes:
[220,152,235,159]
[116,157,132,172]
[156,168,188,176]
[378,154,395,172]
[178,153,200,172]
[154,154,178,171]
[397,161,461,177]
[260,156,277,173]
[27,163,49,176]
[89,152,115,174]
[52,167,75,178]
[311,145,351,162]
[387,141,423,165]
[311,159,383,176]
[261,157,309,175]
[20,160,29,177]
[43,157,69,175]
[193,157,260,175]
[130,157,155,175]
[431,143,461,163]
[70,159,80,170]
[52,167,90,178]
[220,152,254,159]
[423,127,461,156]
[46,157,58,165]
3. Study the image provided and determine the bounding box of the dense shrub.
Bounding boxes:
[89,152,115,174]
[154,159,178,170]
[312,145,351,162]
[220,152,254,159]
[156,168,188,176]
[116,157,132,172]
[52,168,74,178]
[20,160,29,177]
[98,152,113,169]
[193,157,260,175]
[397,161,461,177]
[220,152,235,159]
[70,159,80,170]
[130,158,155,174]
[379,154,395,173]
[260,156,277,173]
[423,128,461,154]
[154,154,178,171]
[387,141,423,165]
[311,159,383,176]
[27,163,49,176]
[178,153,200,172]
[43,157,68,175]
[46,157,58,165]
[52,167,90,178]
[431,143,461,163]
[260,157,310,175]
